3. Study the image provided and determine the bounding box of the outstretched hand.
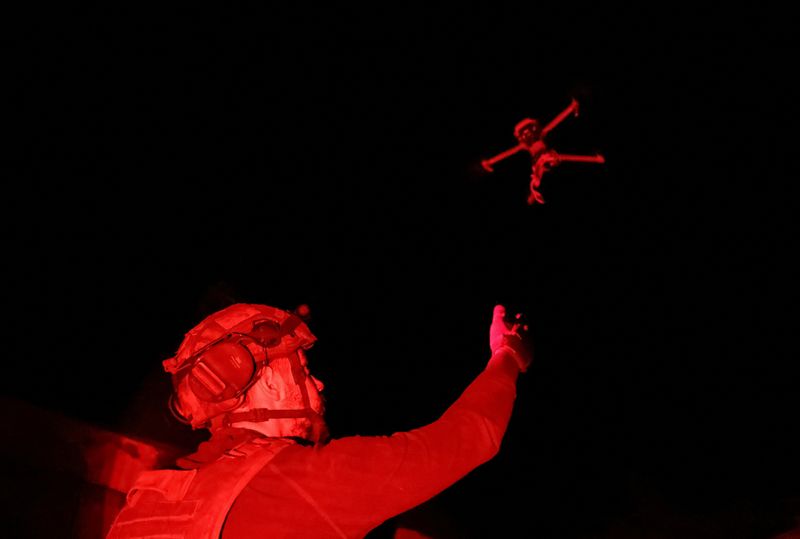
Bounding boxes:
[489,304,533,373]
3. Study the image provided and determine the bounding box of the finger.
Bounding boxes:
[509,313,527,334]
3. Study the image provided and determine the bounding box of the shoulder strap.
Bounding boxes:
[107,438,293,539]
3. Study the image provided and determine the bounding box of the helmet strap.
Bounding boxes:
[215,351,317,428]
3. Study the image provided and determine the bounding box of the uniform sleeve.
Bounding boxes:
[370,352,521,512]
[226,353,522,537]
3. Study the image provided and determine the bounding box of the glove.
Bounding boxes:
[489,304,533,373]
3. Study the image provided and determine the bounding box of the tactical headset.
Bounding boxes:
[165,307,318,429]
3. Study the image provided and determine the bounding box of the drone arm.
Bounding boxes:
[481,144,525,172]
[541,98,580,138]
[525,150,605,206]
[549,152,605,165]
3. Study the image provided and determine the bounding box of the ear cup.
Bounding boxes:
[188,341,257,402]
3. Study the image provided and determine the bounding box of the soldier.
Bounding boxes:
[107,302,532,538]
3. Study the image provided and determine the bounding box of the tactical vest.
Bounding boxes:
[106,438,292,539]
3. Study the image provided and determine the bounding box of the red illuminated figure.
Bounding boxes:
[106,302,532,538]
[481,98,606,204]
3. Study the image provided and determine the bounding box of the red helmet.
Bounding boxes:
[164,303,316,429]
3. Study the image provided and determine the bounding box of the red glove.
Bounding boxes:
[489,304,533,373]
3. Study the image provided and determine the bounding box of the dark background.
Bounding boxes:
[4,6,799,538]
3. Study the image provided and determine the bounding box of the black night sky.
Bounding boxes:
[4,6,799,539]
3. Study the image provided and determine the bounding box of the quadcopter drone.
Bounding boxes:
[481,98,605,204]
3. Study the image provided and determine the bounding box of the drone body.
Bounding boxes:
[481,99,605,204]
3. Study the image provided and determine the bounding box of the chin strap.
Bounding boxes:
[214,349,316,428]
